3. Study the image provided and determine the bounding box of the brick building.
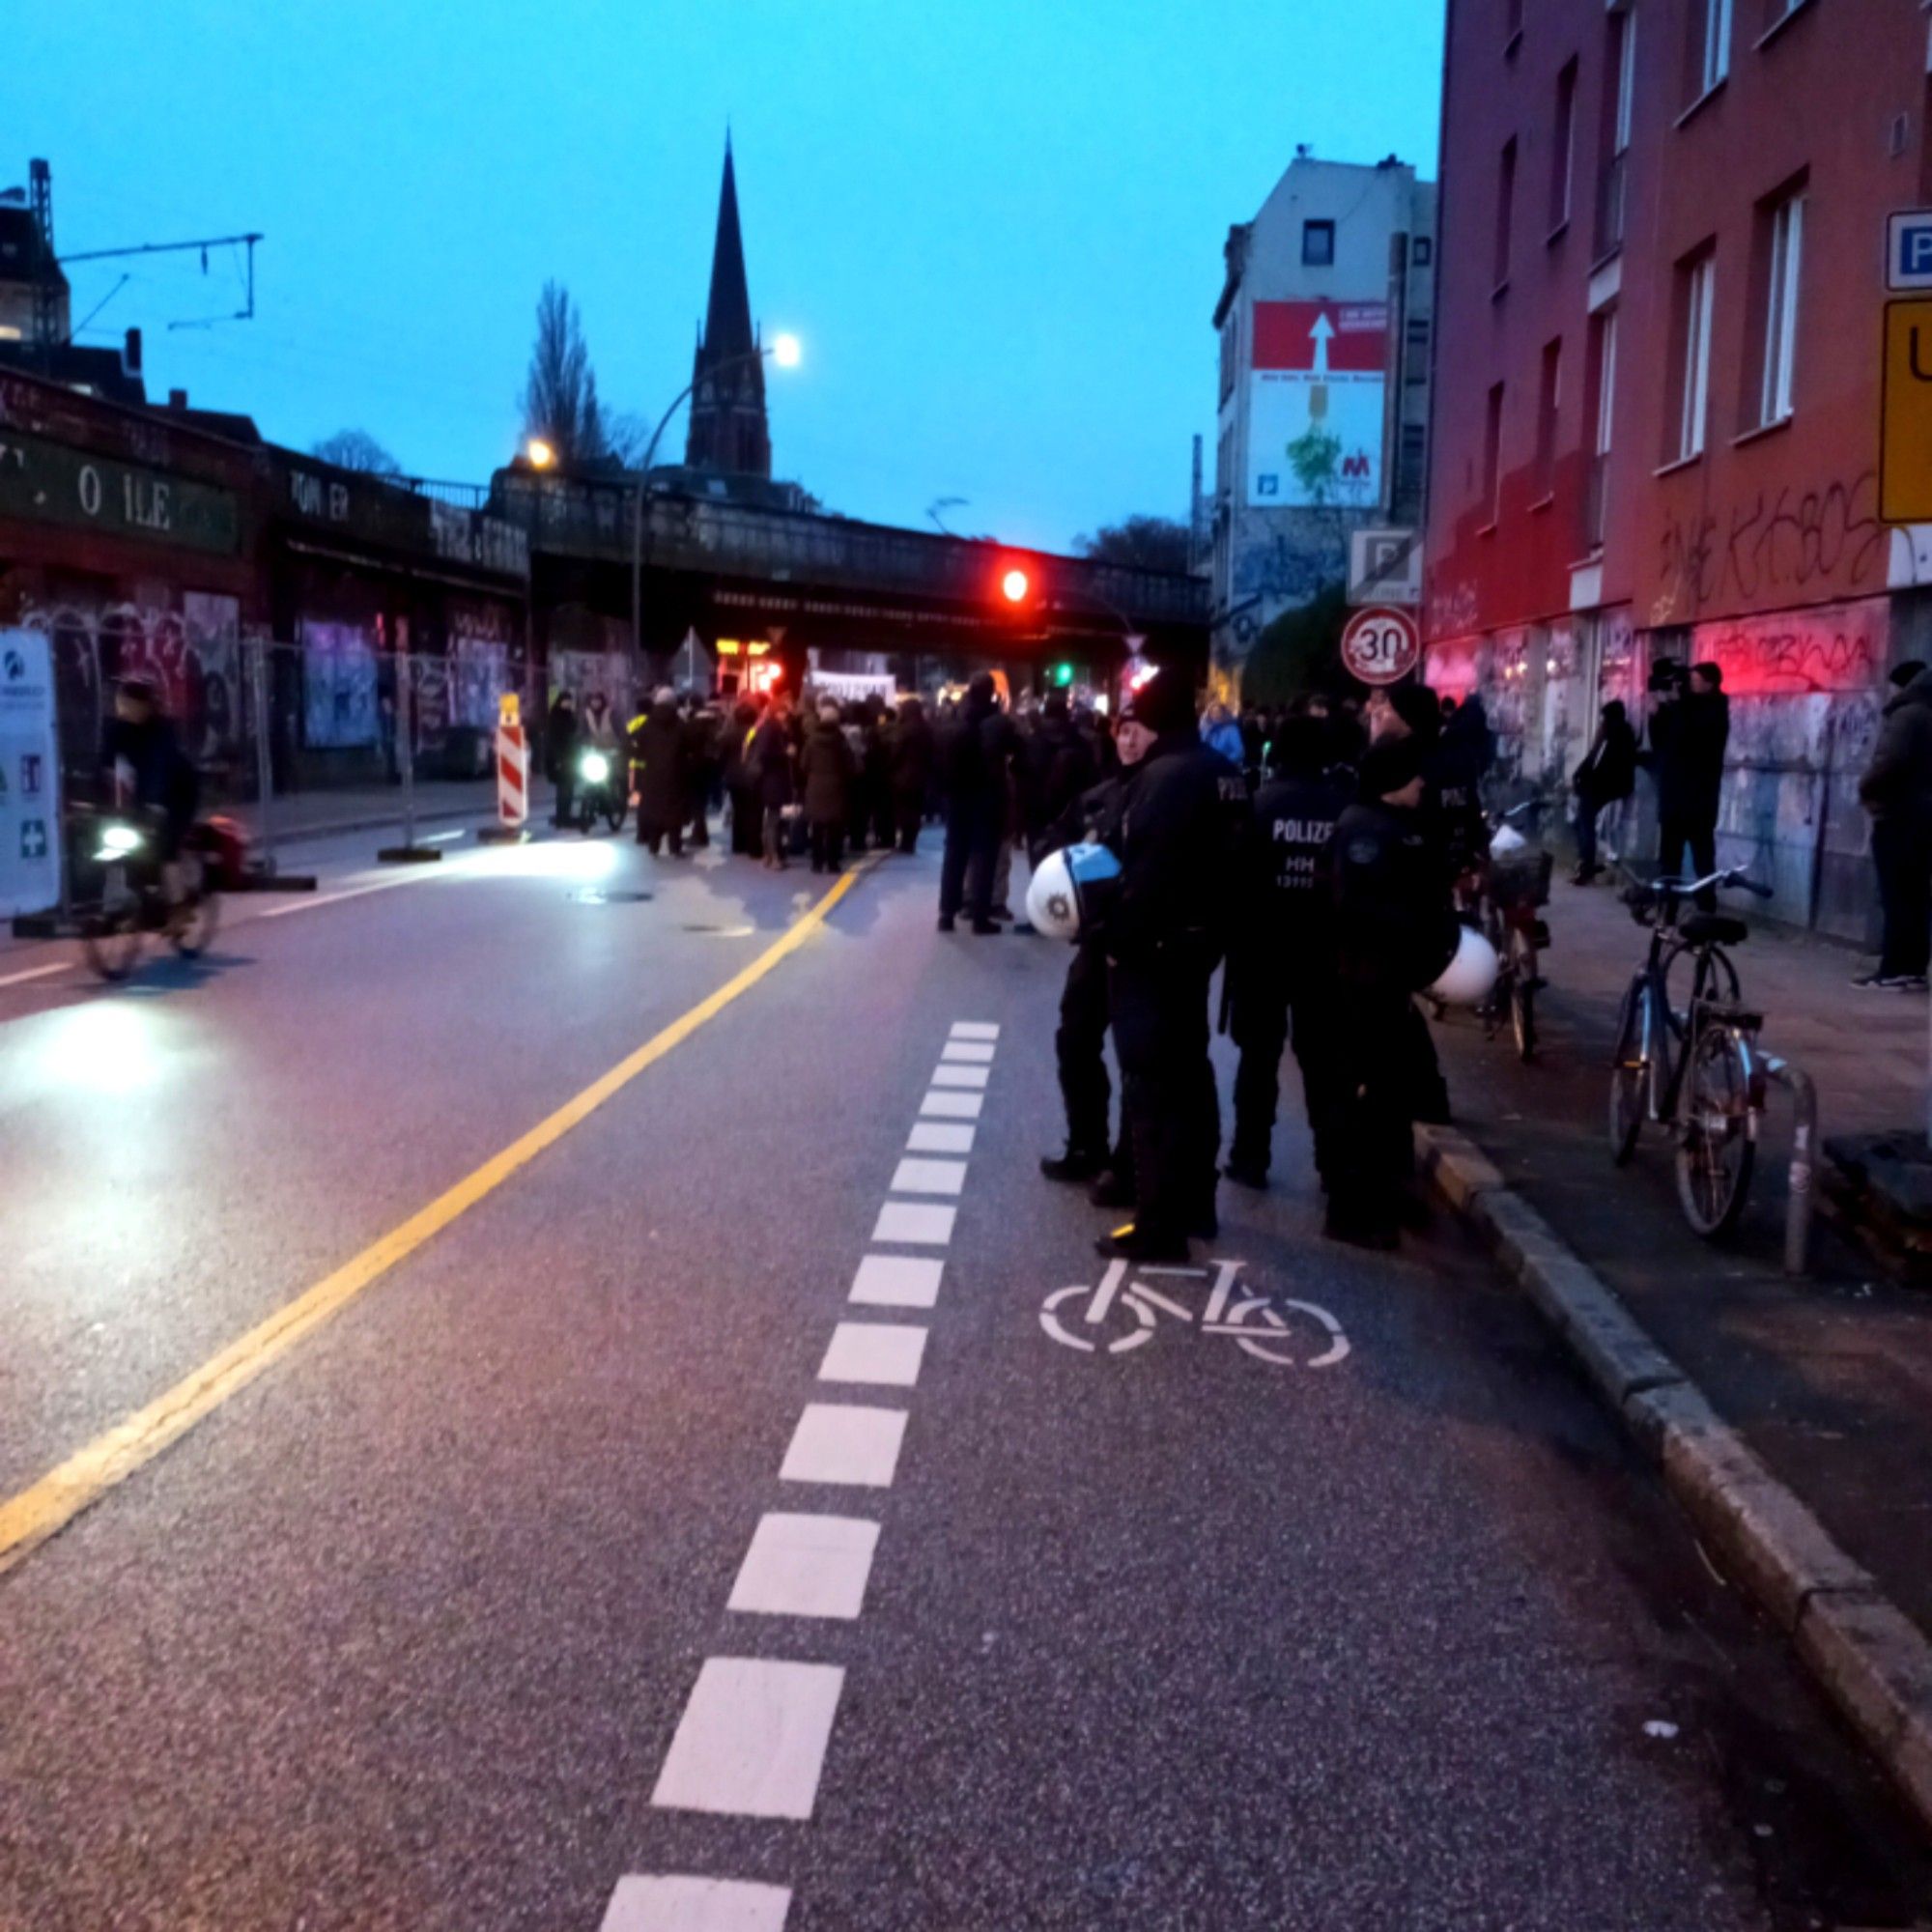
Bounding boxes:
[1424,0,1932,936]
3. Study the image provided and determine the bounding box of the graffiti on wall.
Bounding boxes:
[1691,597,1888,696]
[1231,527,1347,605]
[1426,577,1480,641]
[1654,471,1885,625]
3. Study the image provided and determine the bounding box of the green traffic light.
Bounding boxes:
[1053,662,1073,686]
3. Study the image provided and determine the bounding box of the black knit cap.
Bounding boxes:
[1122,668,1196,735]
[1387,681,1442,743]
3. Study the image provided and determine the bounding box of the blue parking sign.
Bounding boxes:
[1889,212,1932,291]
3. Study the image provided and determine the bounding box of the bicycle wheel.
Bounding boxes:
[1608,980,1650,1165]
[1675,1025,1757,1238]
[1509,928,1538,1062]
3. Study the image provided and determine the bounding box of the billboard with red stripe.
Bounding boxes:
[1247,299,1388,509]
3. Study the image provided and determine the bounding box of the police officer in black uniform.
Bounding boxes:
[1329,736,1460,1249]
[1038,739,1143,1189]
[1096,668,1235,1264]
[1226,714,1350,1191]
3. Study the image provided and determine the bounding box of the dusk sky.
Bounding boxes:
[14,1,1444,554]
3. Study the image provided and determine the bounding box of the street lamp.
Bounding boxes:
[629,332,802,676]
[526,437,556,469]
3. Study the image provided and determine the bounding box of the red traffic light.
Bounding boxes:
[1000,565,1031,604]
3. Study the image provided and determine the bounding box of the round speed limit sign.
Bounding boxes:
[1340,607,1421,687]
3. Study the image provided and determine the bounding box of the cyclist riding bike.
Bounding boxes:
[99,675,200,921]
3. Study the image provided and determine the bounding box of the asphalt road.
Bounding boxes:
[0,825,1926,1930]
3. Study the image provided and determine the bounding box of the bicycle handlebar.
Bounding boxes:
[1642,867,1774,902]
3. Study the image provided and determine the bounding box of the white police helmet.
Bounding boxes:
[1427,923,1500,1005]
[1026,841,1122,942]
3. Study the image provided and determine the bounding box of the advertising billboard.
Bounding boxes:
[1246,299,1387,510]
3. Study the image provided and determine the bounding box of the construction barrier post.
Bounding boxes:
[476,692,529,844]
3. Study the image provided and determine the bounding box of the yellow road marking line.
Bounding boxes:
[0,855,884,1578]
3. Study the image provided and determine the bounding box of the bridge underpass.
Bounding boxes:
[485,467,1208,698]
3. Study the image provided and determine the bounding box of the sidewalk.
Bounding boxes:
[227,777,554,849]
[1426,874,1932,1647]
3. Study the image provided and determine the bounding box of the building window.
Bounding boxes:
[1672,250,1716,461]
[1482,381,1505,524]
[1597,9,1636,255]
[1534,338,1563,499]
[1691,0,1733,98]
[1406,316,1431,383]
[1550,59,1578,233]
[1494,137,1518,290]
[1412,235,1434,267]
[1756,186,1804,426]
[1759,0,1808,34]
[1302,219,1335,267]
[1585,309,1618,547]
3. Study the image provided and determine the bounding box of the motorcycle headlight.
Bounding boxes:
[580,752,611,783]
[98,823,144,860]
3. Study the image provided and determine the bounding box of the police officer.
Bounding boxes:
[1096,668,1234,1263]
[1038,722,1146,1194]
[1329,736,1460,1249]
[1226,714,1350,1191]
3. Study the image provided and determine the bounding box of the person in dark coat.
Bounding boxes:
[1648,661,1730,901]
[938,672,1016,932]
[1858,661,1932,988]
[887,697,936,854]
[682,701,722,848]
[801,698,859,874]
[1571,698,1637,884]
[723,699,762,857]
[1023,689,1100,860]
[546,690,578,828]
[1096,668,1236,1263]
[629,687,687,855]
[1328,737,1461,1249]
[1226,715,1350,1191]
[1427,690,1493,884]
[747,694,797,869]
[864,699,895,850]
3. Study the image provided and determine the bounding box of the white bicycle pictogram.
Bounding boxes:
[1039,1258,1350,1368]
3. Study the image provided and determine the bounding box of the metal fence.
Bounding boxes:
[40,629,638,880]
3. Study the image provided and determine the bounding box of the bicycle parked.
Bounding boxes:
[1454,799,1552,1062]
[1607,867,1776,1237]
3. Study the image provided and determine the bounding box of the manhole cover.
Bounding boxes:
[570,889,654,904]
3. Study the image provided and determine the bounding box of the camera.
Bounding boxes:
[1647,660,1687,696]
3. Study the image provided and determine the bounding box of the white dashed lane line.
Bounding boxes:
[870,1200,956,1245]
[649,1658,847,1820]
[600,1873,792,1932]
[780,1404,909,1488]
[848,1254,943,1309]
[817,1321,927,1387]
[727,1514,881,1621]
[611,1018,1000,1923]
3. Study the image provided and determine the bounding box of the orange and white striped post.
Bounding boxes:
[478,692,530,843]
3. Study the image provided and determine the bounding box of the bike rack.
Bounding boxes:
[1759,1053,1818,1276]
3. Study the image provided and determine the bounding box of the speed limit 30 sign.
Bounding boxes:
[1340,606,1421,687]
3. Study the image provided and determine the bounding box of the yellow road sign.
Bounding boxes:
[1882,298,1932,522]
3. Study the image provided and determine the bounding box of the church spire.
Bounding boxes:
[686,134,771,477]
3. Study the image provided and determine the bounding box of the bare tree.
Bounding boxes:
[1073,514,1194,574]
[311,428,399,472]
[520,280,606,465]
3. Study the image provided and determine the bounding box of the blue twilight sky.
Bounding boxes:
[12,1,1444,554]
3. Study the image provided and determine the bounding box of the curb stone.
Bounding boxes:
[1415,1121,1932,1838]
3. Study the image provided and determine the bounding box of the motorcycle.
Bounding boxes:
[574,744,627,834]
[79,807,221,981]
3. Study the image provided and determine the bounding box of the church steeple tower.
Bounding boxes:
[685,136,772,478]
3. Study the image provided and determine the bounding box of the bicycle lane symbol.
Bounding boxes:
[1038,1259,1350,1369]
